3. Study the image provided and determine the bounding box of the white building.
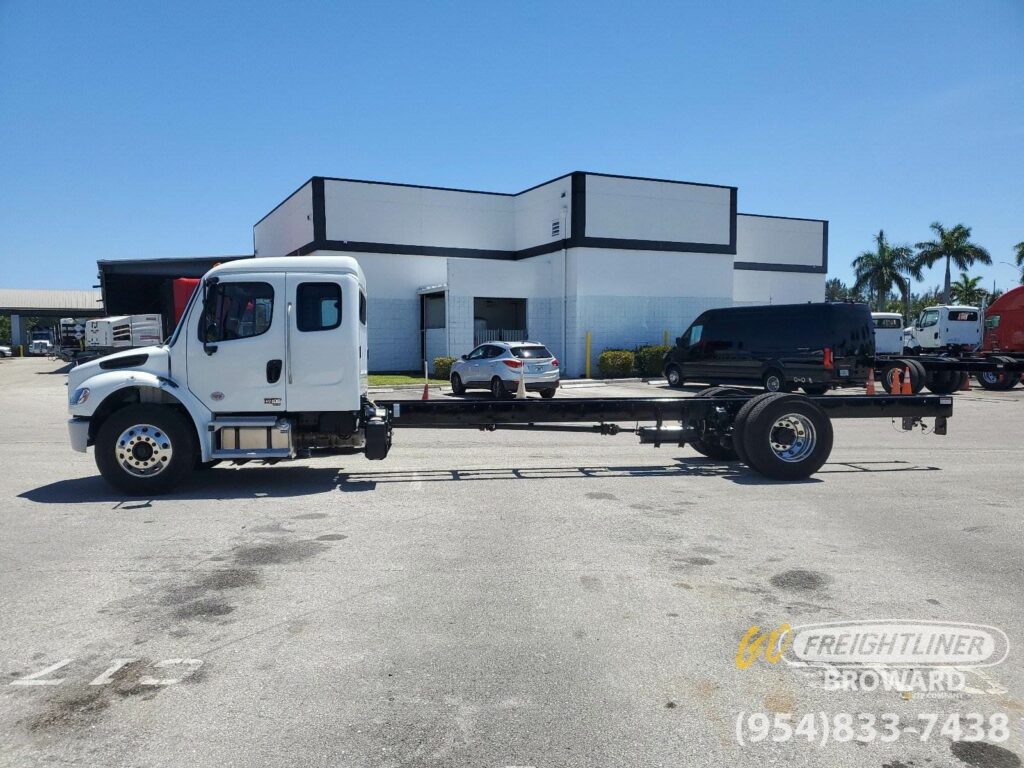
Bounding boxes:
[253,172,827,375]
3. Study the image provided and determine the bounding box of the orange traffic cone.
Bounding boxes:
[901,366,913,395]
[959,371,971,391]
[421,383,430,400]
[866,368,877,396]
[890,368,902,395]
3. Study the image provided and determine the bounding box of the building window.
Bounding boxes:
[297,282,341,332]
[200,282,274,342]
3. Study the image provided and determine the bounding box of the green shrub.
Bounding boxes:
[597,350,635,378]
[635,345,671,377]
[432,356,456,380]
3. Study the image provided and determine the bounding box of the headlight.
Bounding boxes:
[70,387,90,406]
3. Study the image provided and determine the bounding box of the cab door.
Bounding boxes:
[186,275,287,413]
[285,274,360,412]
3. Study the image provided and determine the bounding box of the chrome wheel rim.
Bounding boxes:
[116,424,172,477]
[667,368,680,385]
[768,413,816,463]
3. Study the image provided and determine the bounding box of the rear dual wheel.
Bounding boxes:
[689,386,747,461]
[732,393,833,480]
[880,359,925,394]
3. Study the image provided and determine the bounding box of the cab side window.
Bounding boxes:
[201,282,274,342]
[296,283,341,332]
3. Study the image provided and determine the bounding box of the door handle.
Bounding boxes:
[266,359,282,384]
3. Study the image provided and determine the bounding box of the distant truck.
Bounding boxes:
[871,312,904,355]
[28,327,56,356]
[982,286,1024,354]
[902,305,982,354]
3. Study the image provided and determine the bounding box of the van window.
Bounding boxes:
[919,310,940,328]
[688,324,703,345]
[201,282,274,342]
[874,317,902,329]
[296,283,341,332]
[948,310,978,322]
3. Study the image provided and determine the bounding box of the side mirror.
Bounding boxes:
[461,354,468,360]
[203,322,219,355]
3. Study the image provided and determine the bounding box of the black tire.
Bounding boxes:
[95,404,195,495]
[689,386,747,461]
[665,364,684,388]
[741,394,834,481]
[490,377,508,400]
[762,368,791,393]
[976,371,1017,391]
[540,388,557,399]
[879,360,914,393]
[908,360,927,393]
[801,384,829,396]
[925,369,960,394]
[730,392,777,467]
[450,373,466,395]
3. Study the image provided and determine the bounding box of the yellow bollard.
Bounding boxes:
[585,331,592,379]
[663,330,669,347]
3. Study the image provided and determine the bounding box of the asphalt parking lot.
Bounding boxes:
[1,356,1022,768]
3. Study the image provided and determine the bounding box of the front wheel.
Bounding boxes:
[665,364,684,388]
[95,404,195,495]
[450,373,466,395]
[540,388,557,399]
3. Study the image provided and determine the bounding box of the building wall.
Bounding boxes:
[513,175,573,250]
[446,253,565,362]
[735,214,826,269]
[584,175,732,245]
[323,180,516,250]
[253,181,314,257]
[732,270,826,306]
[565,248,734,375]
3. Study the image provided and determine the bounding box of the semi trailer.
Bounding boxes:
[66,256,954,495]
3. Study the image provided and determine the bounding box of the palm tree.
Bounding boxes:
[1015,242,1024,284]
[949,272,986,305]
[852,230,920,311]
[914,222,991,303]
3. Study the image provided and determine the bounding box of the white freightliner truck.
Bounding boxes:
[67,256,954,495]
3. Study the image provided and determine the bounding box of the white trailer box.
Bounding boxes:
[85,315,163,350]
[871,312,905,355]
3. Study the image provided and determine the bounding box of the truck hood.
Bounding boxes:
[68,345,171,391]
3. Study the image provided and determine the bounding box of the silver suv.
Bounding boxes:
[450,341,560,399]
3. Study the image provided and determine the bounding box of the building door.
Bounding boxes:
[473,297,527,345]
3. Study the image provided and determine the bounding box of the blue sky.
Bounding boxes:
[1,0,1021,292]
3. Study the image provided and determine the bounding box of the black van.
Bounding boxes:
[663,303,875,393]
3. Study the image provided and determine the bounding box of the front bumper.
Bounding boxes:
[68,417,90,453]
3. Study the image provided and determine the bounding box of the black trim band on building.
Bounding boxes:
[733,261,827,274]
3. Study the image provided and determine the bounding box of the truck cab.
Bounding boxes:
[982,286,1024,354]
[903,305,982,354]
[67,256,380,494]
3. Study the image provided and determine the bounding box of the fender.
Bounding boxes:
[70,370,215,460]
